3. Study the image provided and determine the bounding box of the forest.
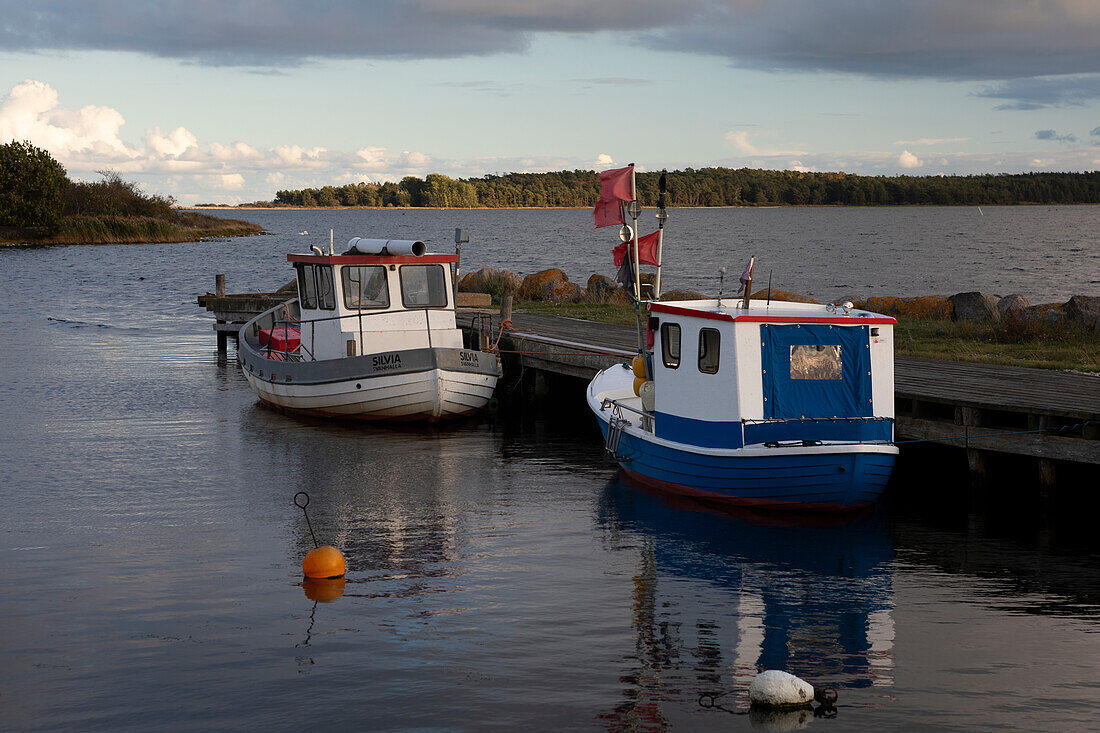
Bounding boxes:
[270,168,1100,208]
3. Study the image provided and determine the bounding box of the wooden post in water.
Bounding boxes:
[215,274,228,353]
[500,293,513,322]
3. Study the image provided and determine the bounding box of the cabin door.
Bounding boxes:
[761,324,872,419]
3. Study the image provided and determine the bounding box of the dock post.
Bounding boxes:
[215,275,227,354]
[1036,415,1058,499]
[500,294,513,322]
[957,406,990,489]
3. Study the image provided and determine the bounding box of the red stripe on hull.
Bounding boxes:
[619,466,875,515]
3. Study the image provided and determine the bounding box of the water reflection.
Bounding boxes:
[597,478,896,725]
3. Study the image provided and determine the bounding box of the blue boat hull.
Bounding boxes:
[597,418,895,512]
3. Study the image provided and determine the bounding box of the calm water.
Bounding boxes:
[1,208,1098,731]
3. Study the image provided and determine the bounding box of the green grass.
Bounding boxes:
[895,317,1099,372]
[514,301,1100,372]
[0,212,263,246]
[515,300,639,325]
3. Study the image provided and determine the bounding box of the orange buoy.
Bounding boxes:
[302,577,346,602]
[302,545,346,579]
[633,376,646,395]
[631,354,647,378]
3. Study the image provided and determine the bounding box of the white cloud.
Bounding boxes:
[898,150,922,168]
[724,131,805,157]
[0,79,135,159]
[211,173,245,190]
[145,126,197,157]
[893,137,969,146]
[595,153,614,167]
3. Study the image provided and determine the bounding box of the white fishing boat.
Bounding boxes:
[239,237,500,421]
[586,166,897,511]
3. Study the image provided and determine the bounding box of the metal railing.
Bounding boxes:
[249,299,464,362]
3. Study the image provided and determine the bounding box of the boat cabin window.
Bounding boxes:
[400,265,448,308]
[698,328,720,374]
[790,344,843,380]
[296,264,336,311]
[661,323,681,368]
[342,265,389,309]
[298,264,317,309]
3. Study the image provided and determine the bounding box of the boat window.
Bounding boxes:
[342,266,389,309]
[317,265,336,310]
[400,265,448,308]
[698,328,720,374]
[790,344,843,380]
[661,323,681,368]
[298,264,317,310]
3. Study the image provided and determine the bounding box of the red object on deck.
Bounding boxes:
[259,326,300,352]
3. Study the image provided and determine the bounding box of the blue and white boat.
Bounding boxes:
[584,165,897,512]
[587,299,898,511]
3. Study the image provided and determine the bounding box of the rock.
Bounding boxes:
[1022,302,1065,324]
[459,268,521,298]
[518,268,579,302]
[750,288,818,304]
[1065,295,1100,332]
[856,295,953,319]
[749,670,814,710]
[997,294,1030,316]
[584,274,620,302]
[949,292,1000,322]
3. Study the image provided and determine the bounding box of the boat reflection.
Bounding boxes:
[597,476,896,724]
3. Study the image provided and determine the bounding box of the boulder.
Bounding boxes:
[856,295,953,319]
[949,292,1000,322]
[750,288,818,304]
[584,274,620,302]
[1065,295,1100,332]
[997,294,1030,317]
[1022,302,1066,324]
[518,268,579,302]
[749,671,815,710]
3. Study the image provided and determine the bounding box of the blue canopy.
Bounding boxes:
[761,324,872,419]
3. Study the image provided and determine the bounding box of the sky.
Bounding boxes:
[1,0,1098,204]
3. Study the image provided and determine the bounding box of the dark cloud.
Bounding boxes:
[0,0,1097,83]
[974,76,1100,110]
[1035,129,1078,143]
[1091,126,1100,136]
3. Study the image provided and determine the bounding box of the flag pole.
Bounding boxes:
[654,170,668,299]
[630,164,641,303]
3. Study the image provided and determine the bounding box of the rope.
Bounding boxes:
[896,419,1098,445]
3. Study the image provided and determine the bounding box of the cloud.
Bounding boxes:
[1091,126,1100,136]
[974,75,1100,109]
[897,150,922,168]
[0,79,136,159]
[1035,129,1078,143]
[0,1,1096,82]
[595,153,614,167]
[893,138,968,146]
[724,130,805,157]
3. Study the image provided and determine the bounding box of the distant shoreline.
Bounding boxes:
[185,202,1099,212]
[0,213,264,247]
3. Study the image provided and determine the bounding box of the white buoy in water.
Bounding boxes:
[749,670,815,709]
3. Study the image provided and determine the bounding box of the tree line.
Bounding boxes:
[272,168,1100,208]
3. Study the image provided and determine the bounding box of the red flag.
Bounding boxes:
[593,165,634,228]
[612,231,660,267]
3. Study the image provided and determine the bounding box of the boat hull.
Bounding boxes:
[588,369,896,512]
[240,341,500,422]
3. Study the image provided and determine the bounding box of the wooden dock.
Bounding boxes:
[197,283,1099,486]
[458,311,1100,485]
